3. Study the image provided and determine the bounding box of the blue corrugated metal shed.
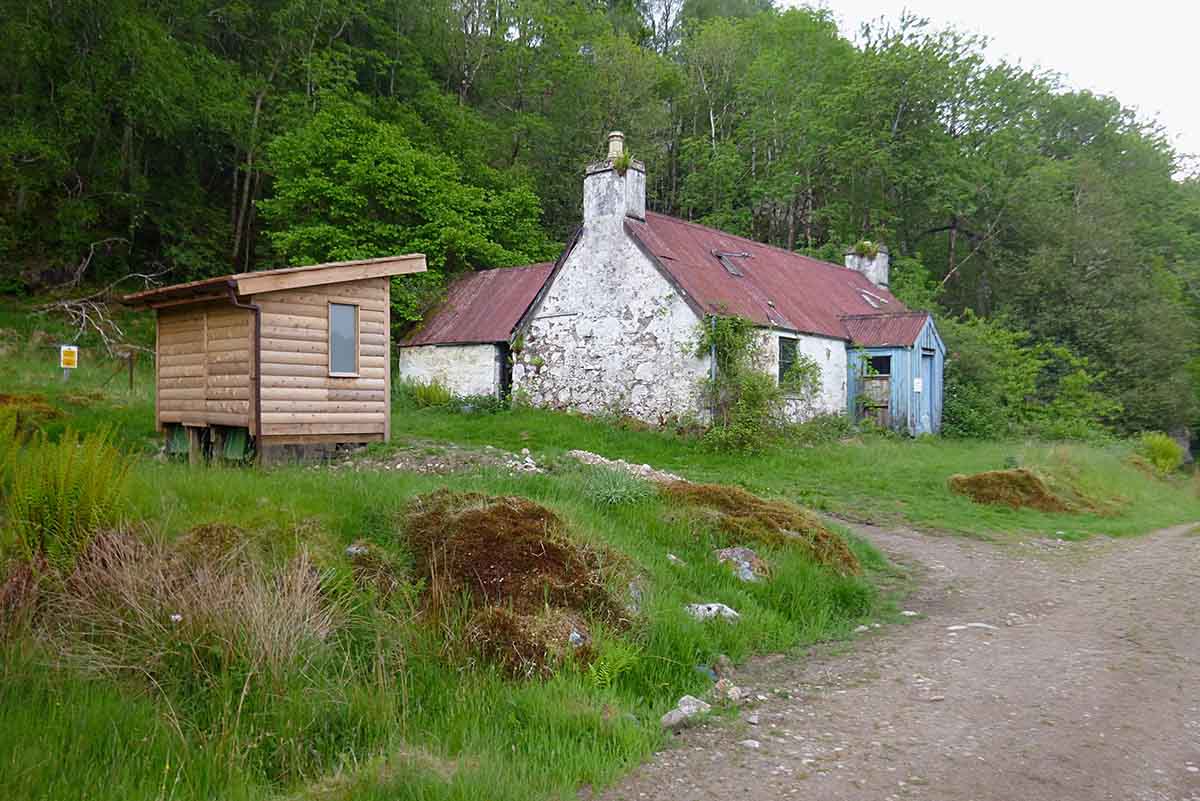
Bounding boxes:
[846,316,945,435]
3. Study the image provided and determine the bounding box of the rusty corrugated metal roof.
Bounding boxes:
[625,212,916,341]
[403,263,554,346]
[840,312,930,347]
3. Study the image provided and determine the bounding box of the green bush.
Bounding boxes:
[787,413,856,445]
[695,314,787,452]
[5,428,132,573]
[1137,432,1184,473]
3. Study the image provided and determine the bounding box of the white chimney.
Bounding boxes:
[845,243,890,289]
[583,131,646,226]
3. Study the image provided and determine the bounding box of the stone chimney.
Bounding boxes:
[583,131,646,226]
[845,243,890,289]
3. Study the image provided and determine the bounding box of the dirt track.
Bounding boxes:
[602,522,1200,801]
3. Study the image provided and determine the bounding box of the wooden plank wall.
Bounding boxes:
[252,277,390,439]
[156,303,252,429]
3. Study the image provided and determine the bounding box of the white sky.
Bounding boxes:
[793,1,1199,169]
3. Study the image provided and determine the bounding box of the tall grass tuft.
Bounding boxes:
[396,378,455,409]
[5,427,133,573]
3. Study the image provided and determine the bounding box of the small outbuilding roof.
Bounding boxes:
[403,263,555,346]
[624,212,915,342]
[122,254,426,307]
[840,312,933,348]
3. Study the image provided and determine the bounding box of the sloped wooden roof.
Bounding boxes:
[123,254,426,307]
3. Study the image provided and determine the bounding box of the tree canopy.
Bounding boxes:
[1,0,1197,433]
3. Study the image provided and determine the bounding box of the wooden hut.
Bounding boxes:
[124,254,426,462]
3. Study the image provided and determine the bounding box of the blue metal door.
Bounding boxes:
[917,354,934,434]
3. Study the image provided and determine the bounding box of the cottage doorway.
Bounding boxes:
[860,355,891,428]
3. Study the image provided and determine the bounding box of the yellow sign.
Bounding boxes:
[59,345,79,369]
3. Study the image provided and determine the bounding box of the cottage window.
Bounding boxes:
[329,303,359,376]
[868,355,891,376]
[778,337,798,384]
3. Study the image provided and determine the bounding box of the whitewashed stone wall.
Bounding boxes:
[397,344,500,398]
[513,224,709,424]
[756,329,848,421]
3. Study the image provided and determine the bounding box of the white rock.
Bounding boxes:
[746,713,760,726]
[686,602,741,622]
[854,625,870,633]
[667,553,687,566]
[738,739,761,749]
[901,610,919,617]
[660,695,712,730]
[966,622,998,630]
[946,625,967,631]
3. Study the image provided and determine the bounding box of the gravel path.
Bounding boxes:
[602,522,1200,801]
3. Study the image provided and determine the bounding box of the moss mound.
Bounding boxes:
[947,468,1071,512]
[466,606,593,679]
[403,489,625,678]
[660,482,861,576]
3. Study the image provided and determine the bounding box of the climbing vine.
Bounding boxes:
[694,314,786,452]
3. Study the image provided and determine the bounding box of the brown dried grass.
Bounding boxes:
[947,468,1072,513]
[465,606,593,679]
[46,529,344,683]
[660,482,861,576]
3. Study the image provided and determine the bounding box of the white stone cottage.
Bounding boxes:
[400,133,945,434]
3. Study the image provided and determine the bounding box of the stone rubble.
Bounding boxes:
[686,602,741,622]
[714,546,768,582]
[567,449,687,483]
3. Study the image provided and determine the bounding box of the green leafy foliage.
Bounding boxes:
[1137,432,1185,474]
[940,312,1117,441]
[694,314,787,451]
[260,104,557,326]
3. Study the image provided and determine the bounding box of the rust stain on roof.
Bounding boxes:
[404,263,554,346]
[626,212,922,342]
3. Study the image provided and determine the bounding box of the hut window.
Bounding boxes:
[329,303,359,376]
[778,337,798,383]
[868,355,891,376]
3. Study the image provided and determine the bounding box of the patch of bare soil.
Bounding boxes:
[661,482,861,575]
[602,521,1200,801]
[315,441,543,476]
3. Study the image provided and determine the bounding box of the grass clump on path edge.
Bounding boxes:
[0,459,883,801]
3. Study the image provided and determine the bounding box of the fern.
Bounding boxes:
[586,641,641,690]
[6,428,133,573]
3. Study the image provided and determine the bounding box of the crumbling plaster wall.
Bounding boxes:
[397,343,500,398]
[513,232,709,424]
[755,329,849,422]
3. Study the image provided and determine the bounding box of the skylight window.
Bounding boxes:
[858,288,890,308]
[712,250,751,277]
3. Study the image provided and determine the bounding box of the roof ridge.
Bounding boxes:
[840,311,929,319]
[644,211,849,273]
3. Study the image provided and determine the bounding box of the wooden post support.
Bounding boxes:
[187,426,203,466]
[128,352,135,392]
